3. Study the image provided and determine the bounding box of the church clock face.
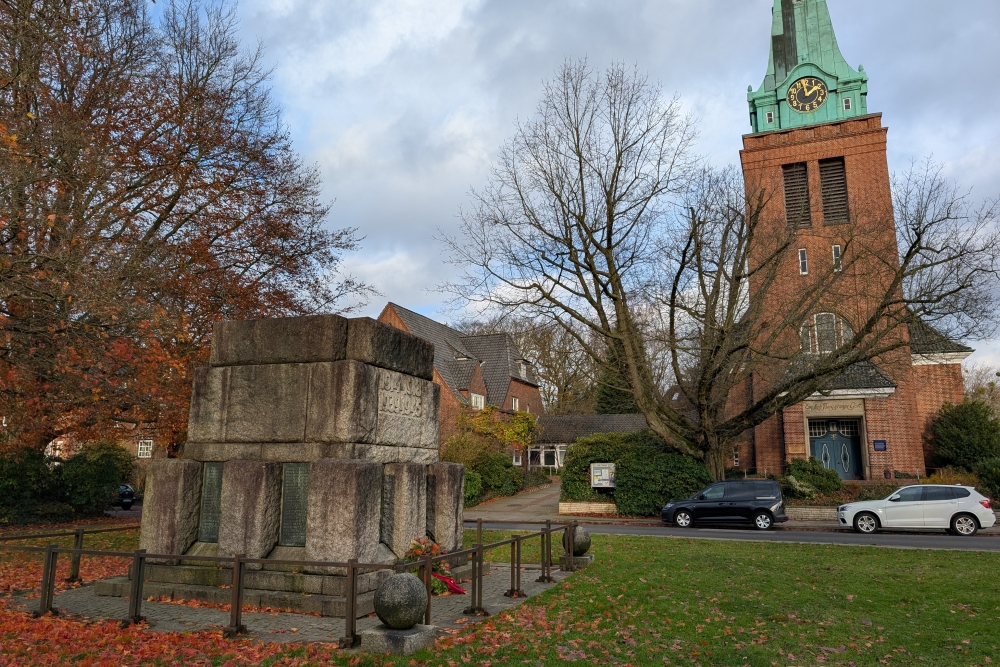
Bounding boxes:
[786,77,829,113]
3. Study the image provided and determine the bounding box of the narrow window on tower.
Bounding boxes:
[843,97,852,111]
[819,157,849,224]
[782,162,811,228]
[798,248,809,275]
[832,244,843,271]
[765,111,774,125]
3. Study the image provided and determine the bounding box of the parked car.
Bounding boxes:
[839,485,995,536]
[661,480,789,530]
[111,484,136,511]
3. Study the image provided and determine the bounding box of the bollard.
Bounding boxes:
[223,554,247,637]
[123,549,146,626]
[339,559,359,648]
[33,545,59,617]
[67,527,85,583]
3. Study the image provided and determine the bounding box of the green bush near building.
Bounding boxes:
[777,456,844,500]
[929,400,1000,471]
[561,430,712,515]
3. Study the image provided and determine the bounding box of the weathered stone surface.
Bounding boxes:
[139,459,203,563]
[375,368,438,448]
[305,361,378,443]
[425,463,465,552]
[210,315,349,366]
[187,366,229,443]
[224,364,310,442]
[187,442,440,464]
[559,554,594,571]
[562,526,592,557]
[381,463,427,558]
[373,573,427,629]
[217,461,282,569]
[361,624,436,655]
[346,317,434,381]
[304,459,382,574]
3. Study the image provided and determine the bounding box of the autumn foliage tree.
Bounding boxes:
[0,0,374,452]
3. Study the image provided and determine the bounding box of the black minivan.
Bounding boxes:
[661,480,788,530]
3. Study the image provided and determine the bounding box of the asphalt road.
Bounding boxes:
[467,521,1000,552]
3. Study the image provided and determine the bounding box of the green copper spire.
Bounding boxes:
[748,0,868,133]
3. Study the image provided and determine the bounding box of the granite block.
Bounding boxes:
[210,315,349,366]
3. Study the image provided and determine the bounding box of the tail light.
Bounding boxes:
[981,500,992,510]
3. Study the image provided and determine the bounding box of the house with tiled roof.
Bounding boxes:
[378,303,544,443]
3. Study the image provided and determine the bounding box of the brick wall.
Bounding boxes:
[912,362,965,464]
[502,379,545,416]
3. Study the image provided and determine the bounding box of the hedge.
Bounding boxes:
[0,442,135,525]
[561,430,712,516]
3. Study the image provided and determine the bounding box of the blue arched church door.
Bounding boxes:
[808,419,862,480]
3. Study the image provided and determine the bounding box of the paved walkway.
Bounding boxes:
[14,564,566,644]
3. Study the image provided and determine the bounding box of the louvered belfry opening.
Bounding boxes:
[782,162,811,228]
[819,157,849,224]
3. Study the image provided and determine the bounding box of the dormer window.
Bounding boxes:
[518,361,529,378]
[470,393,485,410]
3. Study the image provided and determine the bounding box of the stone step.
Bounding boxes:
[94,577,375,618]
[137,563,387,596]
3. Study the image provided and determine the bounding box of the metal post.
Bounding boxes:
[67,527,84,582]
[123,549,146,626]
[340,559,359,648]
[476,518,482,546]
[463,546,479,615]
[223,554,247,637]
[504,538,517,597]
[514,536,523,597]
[565,522,577,572]
[423,554,433,625]
[34,545,58,617]
[536,522,554,583]
[477,542,488,615]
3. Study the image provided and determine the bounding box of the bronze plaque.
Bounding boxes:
[198,462,225,543]
[280,462,310,547]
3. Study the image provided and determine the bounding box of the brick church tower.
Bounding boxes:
[738,0,971,480]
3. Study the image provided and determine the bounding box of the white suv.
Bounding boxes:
[838,485,995,536]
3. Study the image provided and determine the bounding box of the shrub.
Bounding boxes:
[786,458,843,494]
[473,452,522,497]
[561,430,711,515]
[463,471,482,507]
[973,458,1000,501]
[929,401,1000,470]
[615,451,714,516]
[58,442,135,515]
[922,466,981,488]
[0,448,61,525]
[779,475,817,500]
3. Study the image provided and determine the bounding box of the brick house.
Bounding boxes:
[737,0,971,480]
[378,303,544,443]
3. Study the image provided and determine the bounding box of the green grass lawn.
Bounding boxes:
[436,531,1000,667]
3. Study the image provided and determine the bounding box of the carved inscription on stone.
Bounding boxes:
[280,462,310,547]
[378,372,424,418]
[198,462,225,543]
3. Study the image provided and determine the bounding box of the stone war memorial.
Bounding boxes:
[97,314,465,617]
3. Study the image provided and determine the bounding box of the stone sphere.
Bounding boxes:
[373,573,428,630]
[563,526,592,557]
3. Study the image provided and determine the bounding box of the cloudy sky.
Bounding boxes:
[231,0,1000,363]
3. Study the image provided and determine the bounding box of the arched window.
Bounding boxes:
[800,313,855,354]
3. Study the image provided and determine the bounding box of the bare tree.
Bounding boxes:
[965,362,1000,415]
[442,60,1000,479]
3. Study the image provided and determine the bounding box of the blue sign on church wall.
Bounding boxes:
[873,440,887,452]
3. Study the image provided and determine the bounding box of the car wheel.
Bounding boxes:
[674,510,694,528]
[951,514,979,536]
[853,512,879,534]
[121,502,133,511]
[753,512,773,530]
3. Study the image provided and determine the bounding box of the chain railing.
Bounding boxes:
[0,519,578,648]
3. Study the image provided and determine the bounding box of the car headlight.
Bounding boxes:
[838,505,849,512]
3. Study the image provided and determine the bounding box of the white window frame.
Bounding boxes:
[832,244,843,272]
[512,449,522,466]
[511,397,519,411]
[765,111,774,124]
[470,393,485,410]
[733,447,740,467]
[137,439,154,459]
[843,97,852,111]
[798,248,809,275]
